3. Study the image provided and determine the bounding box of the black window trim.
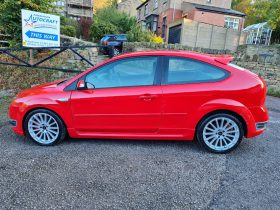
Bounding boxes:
[161,56,231,85]
[65,56,164,91]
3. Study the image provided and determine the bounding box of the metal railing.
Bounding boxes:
[0,45,114,73]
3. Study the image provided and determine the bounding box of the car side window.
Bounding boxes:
[108,36,116,41]
[85,57,158,89]
[165,57,229,84]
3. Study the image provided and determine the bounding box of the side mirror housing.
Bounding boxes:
[77,80,87,90]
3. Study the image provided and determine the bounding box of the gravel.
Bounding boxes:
[0,96,279,210]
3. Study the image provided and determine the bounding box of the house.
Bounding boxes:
[117,0,142,17]
[55,0,93,20]
[136,0,245,40]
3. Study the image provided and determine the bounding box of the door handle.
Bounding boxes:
[139,94,157,101]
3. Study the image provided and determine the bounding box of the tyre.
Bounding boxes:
[196,113,244,154]
[113,47,121,56]
[24,109,67,146]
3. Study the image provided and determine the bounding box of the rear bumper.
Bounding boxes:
[246,105,269,138]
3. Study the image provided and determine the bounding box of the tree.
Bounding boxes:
[232,0,280,43]
[90,4,139,42]
[0,0,55,46]
[79,17,93,40]
[91,3,164,43]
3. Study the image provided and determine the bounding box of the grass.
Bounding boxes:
[267,88,280,98]
[0,96,13,121]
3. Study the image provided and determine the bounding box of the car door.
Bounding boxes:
[70,56,162,135]
[160,56,230,138]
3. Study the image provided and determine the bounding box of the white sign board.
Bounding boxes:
[21,9,60,47]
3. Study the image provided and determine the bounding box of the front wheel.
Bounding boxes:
[196,113,244,153]
[24,109,67,146]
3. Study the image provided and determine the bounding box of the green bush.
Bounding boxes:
[61,25,77,37]
[90,19,118,42]
[267,88,280,97]
[90,5,156,43]
[127,25,151,42]
[60,16,81,38]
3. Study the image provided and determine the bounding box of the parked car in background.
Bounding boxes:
[9,51,268,153]
[100,34,128,57]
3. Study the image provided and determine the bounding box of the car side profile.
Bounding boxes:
[9,51,269,153]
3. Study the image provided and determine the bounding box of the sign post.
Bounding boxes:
[21,9,60,48]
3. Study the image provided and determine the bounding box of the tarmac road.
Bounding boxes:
[0,96,279,210]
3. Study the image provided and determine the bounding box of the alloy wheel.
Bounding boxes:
[28,113,60,145]
[202,117,240,152]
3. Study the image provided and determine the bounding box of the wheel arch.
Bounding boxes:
[22,107,68,134]
[195,109,248,137]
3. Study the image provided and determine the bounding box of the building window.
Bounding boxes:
[206,0,212,3]
[146,15,158,33]
[154,0,158,9]
[224,17,240,30]
[145,4,148,15]
[56,0,65,6]
[142,21,146,30]
[162,16,167,38]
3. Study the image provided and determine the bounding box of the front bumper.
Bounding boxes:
[9,101,25,136]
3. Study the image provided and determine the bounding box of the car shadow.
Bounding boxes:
[61,137,202,152]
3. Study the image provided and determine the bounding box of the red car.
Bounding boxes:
[9,51,269,153]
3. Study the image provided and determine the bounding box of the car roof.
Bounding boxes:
[112,51,212,61]
[112,51,233,64]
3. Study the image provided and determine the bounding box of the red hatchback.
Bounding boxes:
[9,51,269,153]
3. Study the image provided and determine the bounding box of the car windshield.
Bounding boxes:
[101,37,109,41]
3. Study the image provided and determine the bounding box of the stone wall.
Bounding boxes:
[233,45,280,92]
[234,44,280,65]
[233,61,280,91]
[60,35,108,67]
[123,42,232,55]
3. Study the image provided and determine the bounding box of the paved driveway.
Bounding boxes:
[0,96,279,210]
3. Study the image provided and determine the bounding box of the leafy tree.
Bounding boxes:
[79,17,93,40]
[90,19,118,41]
[90,2,160,43]
[61,25,76,37]
[0,0,55,46]
[60,16,81,38]
[232,0,280,43]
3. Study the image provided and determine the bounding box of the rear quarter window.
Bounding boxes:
[165,57,230,84]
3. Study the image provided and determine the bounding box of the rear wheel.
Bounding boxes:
[196,113,244,153]
[24,109,66,146]
[113,47,121,56]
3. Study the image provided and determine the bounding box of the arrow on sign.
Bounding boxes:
[25,30,58,41]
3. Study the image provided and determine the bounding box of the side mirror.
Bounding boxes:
[77,80,87,90]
